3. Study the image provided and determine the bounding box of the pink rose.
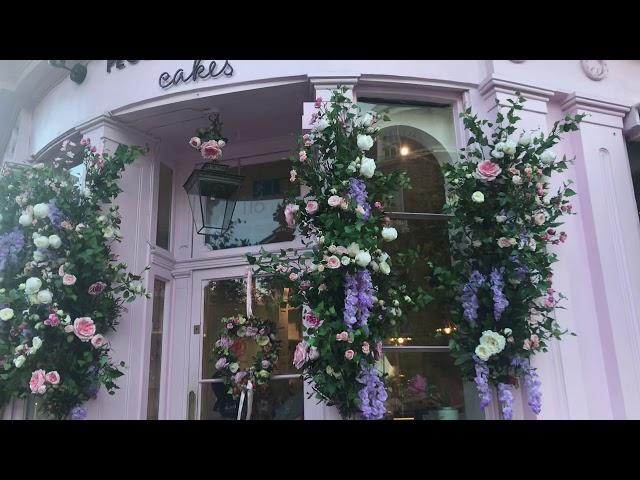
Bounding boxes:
[61,221,73,231]
[63,274,77,286]
[325,255,341,269]
[293,341,309,369]
[327,195,342,207]
[305,200,319,215]
[374,201,384,212]
[46,314,60,327]
[336,331,349,342]
[189,137,202,149]
[303,134,313,146]
[284,204,298,228]
[73,317,96,342]
[45,371,60,385]
[497,237,513,248]
[215,357,228,370]
[289,272,299,281]
[530,334,540,349]
[523,339,532,350]
[29,369,47,394]
[335,246,348,255]
[362,341,370,355]
[345,350,355,360]
[299,280,311,291]
[201,140,222,161]
[303,311,323,329]
[475,160,502,182]
[314,97,322,108]
[545,296,555,308]
[88,282,107,296]
[64,325,74,333]
[91,334,107,348]
[299,150,307,162]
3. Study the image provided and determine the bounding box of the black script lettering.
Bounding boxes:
[158,60,235,89]
[107,60,116,73]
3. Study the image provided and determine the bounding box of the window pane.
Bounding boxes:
[381,351,484,420]
[146,279,166,420]
[156,163,173,250]
[205,159,296,250]
[200,278,303,419]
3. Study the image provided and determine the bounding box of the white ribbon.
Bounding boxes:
[236,380,254,420]
[246,267,253,319]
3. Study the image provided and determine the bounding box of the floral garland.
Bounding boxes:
[188,114,227,162]
[430,94,585,418]
[213,313,280,398]
[0,138,149,419]
[248,88,415,419]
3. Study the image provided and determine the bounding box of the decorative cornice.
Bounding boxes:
[309,75,360,90]
[560,94,630,117]
[150,246,176,271]
[478,76,555,102]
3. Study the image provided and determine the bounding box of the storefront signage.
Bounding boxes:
[105,60,235,90]
[158,60,234,89]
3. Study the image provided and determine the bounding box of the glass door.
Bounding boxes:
[189,269,305,420]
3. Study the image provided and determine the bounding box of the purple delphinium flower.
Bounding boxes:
[47,199,65,228]
[489,267,509,321]
[0,228,25,273]
[356,362,387,420]
[70,405,88,420]
[460,271,485,326]
[510,255,529,281]
[85,384,100,399]
[348,178,371,220]
[343,269,374,329]
[497,383,514,420]
[512,356,542,415]
[473,355,492,409]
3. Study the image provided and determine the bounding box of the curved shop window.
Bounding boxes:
[358,99,485,420]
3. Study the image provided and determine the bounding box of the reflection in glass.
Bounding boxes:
[200,277,303,419]
[381,351,484,420]
[205,159,296,250]
[156,163,173,250]
[147,279,166,420]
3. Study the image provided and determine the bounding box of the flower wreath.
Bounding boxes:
[213,313,281,398]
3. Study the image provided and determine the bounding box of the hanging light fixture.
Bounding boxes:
[48,60,87,84]
[183,113,244,234]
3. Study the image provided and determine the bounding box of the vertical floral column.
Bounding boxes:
[249,88,413,419]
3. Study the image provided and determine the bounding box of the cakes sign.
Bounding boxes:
[106,60,235,89]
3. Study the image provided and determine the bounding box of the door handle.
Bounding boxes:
[187,390,196,420]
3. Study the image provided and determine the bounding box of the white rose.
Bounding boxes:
[97,215,107,224]
[528,238,537,251]
[472,240,482,247]
[37,289,53,304]
[18,283,26,291]
[13,355,26,368]
[491,149,505,159]
[475,344,493,362]
[48,235,62,249]
[0,308,14,321]
[33,203,49,219]
[355,250,372,268]
[519,133,531,146]
[341,256,351,266]
[347,242,361,258]
[379,262,391,275]
[533,213,546,225]
[378,251,390,264]
[479,330,506,354]
[512,175,523,185]
[503,328,513,336]
[33,250,46,262]
[33,235,49,249]
[503,140,517,155]
[19,213,33,226]
[540,150,556,163]
[357,135,374,151]
[496,215,507,223]
[229,363,239,373]
[471,191,485,203]
[381,227,398,242]
[359,157,376,178]
[314,118,330,132]
[31,336,43,352]
[25,277,42,294]
[103,226,115,238]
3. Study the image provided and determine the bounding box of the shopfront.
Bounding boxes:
[3,60,640,420]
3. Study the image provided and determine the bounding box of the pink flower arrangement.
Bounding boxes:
[88,282,107,296]
[29,369,47,394]
[305,200,319,215]
[299,150,307,162]
[303,311,323,329]
[44,314,60,327]
[189,137,202,149]
[91,334,107,348]
[293,341,309,369]
[325,255,341,269]
[336,331,349,342]
[45,371,60,385]
[344,350,355,360]
[62,274,77,286]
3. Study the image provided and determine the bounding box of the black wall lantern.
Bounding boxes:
[48,60,87,85]
[183,114,244,234]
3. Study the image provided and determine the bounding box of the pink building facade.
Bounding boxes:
[2,59,640,420]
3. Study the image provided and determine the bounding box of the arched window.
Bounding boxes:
[359,99,484,420]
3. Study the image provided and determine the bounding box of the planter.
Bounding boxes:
[437,407,459,420]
